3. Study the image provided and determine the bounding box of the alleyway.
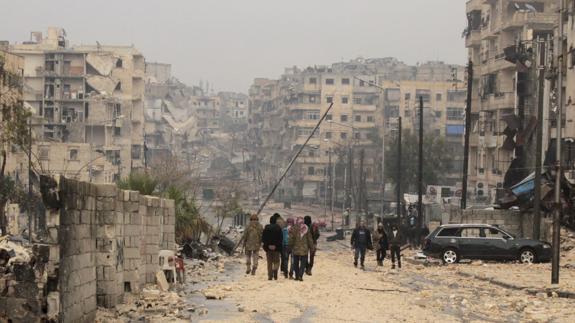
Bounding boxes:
[195,236,575,323]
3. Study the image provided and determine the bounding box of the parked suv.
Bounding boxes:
[423,224,552,264]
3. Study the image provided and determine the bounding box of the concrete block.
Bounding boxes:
[97,184,117,197]
[164,199,175,209]
[130,191,139,202]
[152,198,160,208]
[124,247,140,259]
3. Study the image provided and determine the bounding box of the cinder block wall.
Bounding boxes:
[59,178,98,323]
[56,176,175,322]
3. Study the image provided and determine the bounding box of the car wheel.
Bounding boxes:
[442,248,459,264]
[519,248,536,264]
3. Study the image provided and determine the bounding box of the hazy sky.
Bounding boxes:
[1,0,467,93]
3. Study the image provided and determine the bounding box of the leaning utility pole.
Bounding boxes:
[254,103,334,216]
[533,38,547,240]
[552,0,565,285]
[418,96,424,229]
[462,61,473,210]
[396,117,402,219]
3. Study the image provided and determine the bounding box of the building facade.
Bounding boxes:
[248,58,466,212]
[7,27,146,183]
[465,0,559,203]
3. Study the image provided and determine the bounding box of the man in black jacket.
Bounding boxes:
[262,214,284,280]
[304,216,320,275]
[389,224,402,269]
[351,220,372,270]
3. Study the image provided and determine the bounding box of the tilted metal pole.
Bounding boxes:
[254,103,334,216]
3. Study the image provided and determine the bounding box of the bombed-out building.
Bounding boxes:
[7,27,146,183]
[464,0,560,204]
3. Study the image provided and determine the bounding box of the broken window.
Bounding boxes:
[341,97,349,104]
[354,132,361,139]
[405,93,411,101]
[39,146,50,160]
[309,77,317,84]
[113,103,122,119]
[69,149,78,161]
[385,105,399,118]
[114,127,121,137]
[325,132,332,139]
[325,78,334,85]
[340,132,348,139]
[447,107,464,121]
[115,82,122,91]
[340,115,348,122]
[326,96,333,104]
[326,114,332,121]
[367,116,374,123]
[116,59,123,68]
[341,78,350,85]
[131,145,141,159]
[308,167,315,175]
[355,115,362,122]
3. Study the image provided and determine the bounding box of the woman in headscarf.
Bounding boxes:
[288,217,314,281]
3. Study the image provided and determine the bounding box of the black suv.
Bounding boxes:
[423,224,552,264]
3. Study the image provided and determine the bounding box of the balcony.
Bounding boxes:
[501,12,557,31]
[465,30,481,48]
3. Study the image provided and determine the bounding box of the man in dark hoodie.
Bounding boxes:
[351,220,372,270]
[262,213,284,280]
[389,224,403,269]
[304,216,320,275]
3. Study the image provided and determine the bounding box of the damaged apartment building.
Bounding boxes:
[464,0,568,204]
[144,63,250,181]
[248,58,466,211]
[6,27,146,184]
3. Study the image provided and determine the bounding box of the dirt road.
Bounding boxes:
[196,236,575,323]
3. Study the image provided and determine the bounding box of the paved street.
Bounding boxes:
[195,235,575,323]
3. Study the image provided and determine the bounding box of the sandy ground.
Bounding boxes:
[196,236,575,323]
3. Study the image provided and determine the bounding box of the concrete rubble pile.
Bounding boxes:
[0,237,55,322]
[96,285,191,322]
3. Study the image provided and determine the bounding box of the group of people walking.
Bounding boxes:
[351,221,403,270]
[242,213,320,281]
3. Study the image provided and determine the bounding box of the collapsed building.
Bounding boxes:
[5,27,146,185]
